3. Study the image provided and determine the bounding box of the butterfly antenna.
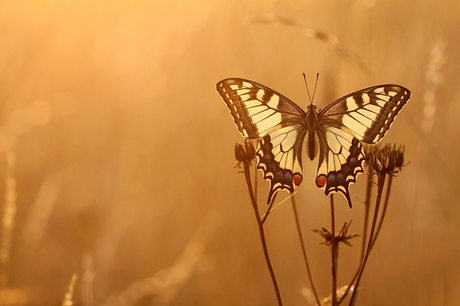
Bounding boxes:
[311,73,320,103]
[302,73,313,105]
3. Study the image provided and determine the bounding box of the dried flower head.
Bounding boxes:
[234,140,256,167]
[366,144,405,176]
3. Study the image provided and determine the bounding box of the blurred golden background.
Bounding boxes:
[0,0,459,305]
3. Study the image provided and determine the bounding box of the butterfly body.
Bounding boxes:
[216,78,410,207]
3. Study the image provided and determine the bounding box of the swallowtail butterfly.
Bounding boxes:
[216,78,410,207]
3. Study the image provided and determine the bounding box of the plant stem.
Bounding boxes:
[290,196,321,306]
[360,171,374,262]
[261,194,276,224]
[330,194,337,306]
[371,175,393,248]
[243,162,283,306]
[349,172,386,305]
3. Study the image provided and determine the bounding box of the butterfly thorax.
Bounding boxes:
[305,104,319,161]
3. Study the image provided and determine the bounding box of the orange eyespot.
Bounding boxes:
[292,173,303,186]
[316,174,327,188]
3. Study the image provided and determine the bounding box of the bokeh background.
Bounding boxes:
[0,0,459,305]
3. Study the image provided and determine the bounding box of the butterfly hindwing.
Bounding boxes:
[315,126,366,206]
[257,127,306,203]
[314,85,410,206]
[217,79,306,203]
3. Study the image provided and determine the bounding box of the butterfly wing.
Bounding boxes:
[315,85,411,206]
[216,78,307,203]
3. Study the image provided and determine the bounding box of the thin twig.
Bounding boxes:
[349,172,386,305]
[0,149,17,288]
[290,196,321,306]
[360,171,374,262]
[62,273,78,306]
[371,175,393,248]
[330,194,337,306]
[243,162,283,306]
[261,194,277,224]
[338,269,359,305]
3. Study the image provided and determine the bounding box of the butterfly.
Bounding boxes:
[216,78,411,207]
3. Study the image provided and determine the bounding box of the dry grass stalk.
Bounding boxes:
[0,149,17,288]
[82,252,95,306]
[422,39,446,134]
[110,218,215,306]
[244,14,370,73]
[62,273,78,306]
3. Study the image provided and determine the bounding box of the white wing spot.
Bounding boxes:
[230,85,240,90]
[351,112,374,127]
[346,97,358,110]
[267,95,280,109]
[237,89,251,95]
[342,115,365,138]
[242,81,253,88]
[377,94,391,102]
[357,109,378,121]
[346,174,355,181]
[366,104,381,113]
[245,100,261,108]
[251,109,275,124]
[247,105,266,116]
[387,91,398,97]
[338,154,347,164]
[374,87,385,94]
[256,89,265,101]
[372,135,379,142]
[325,127,353,154]
[362,94,370,104]
[240,94,250,101]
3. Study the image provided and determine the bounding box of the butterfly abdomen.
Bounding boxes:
[305,105,319,161]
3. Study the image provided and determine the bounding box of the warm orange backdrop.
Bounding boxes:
[0,0,458,305]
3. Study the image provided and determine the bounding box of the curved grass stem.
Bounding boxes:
[290,195,321,306]
[243,162,283,306]
[330,194,338,306]
[349,172,386,305]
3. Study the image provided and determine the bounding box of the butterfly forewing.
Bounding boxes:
[216,79,305,139]
[319,85,411,144]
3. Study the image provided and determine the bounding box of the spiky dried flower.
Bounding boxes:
[313,221,358,248]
